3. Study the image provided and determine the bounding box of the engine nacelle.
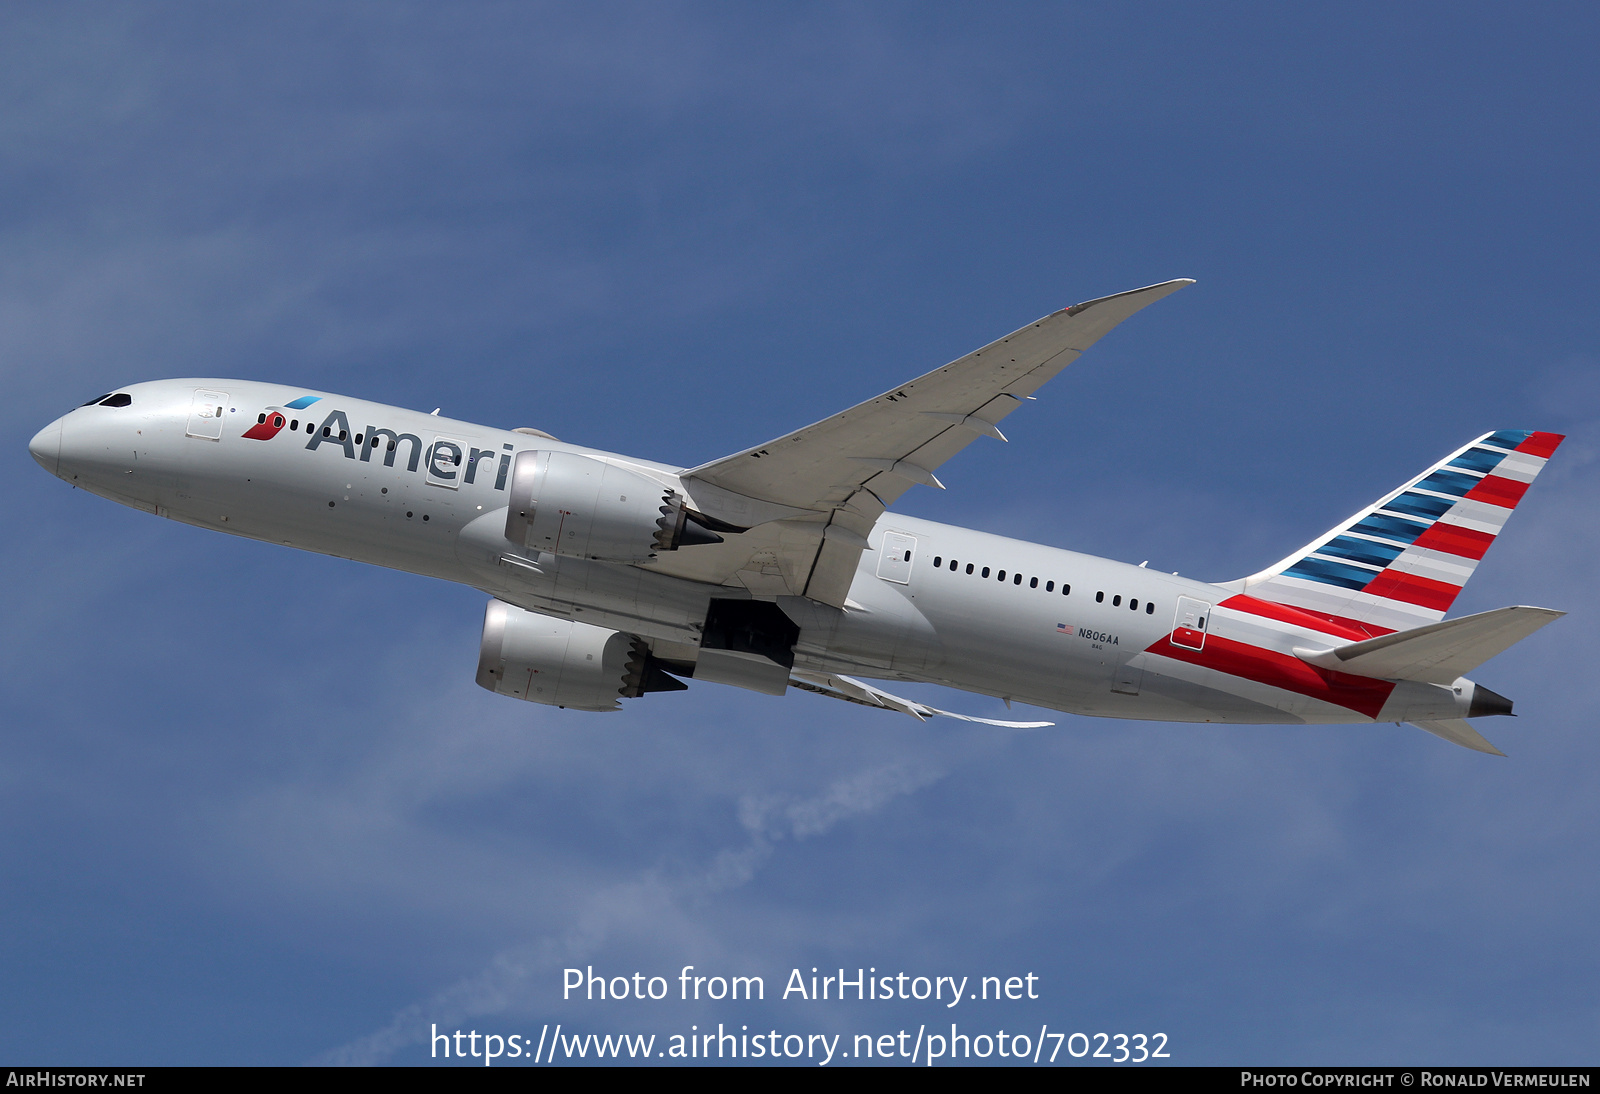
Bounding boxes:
[503,450,722,562]
[475,600,686,712]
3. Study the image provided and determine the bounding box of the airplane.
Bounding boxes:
[27,279,1566,755]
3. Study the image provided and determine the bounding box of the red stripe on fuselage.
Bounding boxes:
[1410,522,1494,560]
[1146,633,1396,718]
[1463,474,1528,508]
[1516,432,1564,459]
[1218,594,1394,640]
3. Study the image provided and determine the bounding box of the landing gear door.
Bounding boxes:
[186,388,229,440]
[1171,596,1211,651]
[876,532,916,584]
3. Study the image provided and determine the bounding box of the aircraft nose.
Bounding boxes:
[28,417,62,477]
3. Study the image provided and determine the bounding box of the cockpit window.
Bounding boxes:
[80,393,112,407]
[98,393,132,407]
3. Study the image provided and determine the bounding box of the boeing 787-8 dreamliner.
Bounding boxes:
[28,280,1564,755]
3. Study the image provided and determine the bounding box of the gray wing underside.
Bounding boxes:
[669,278,1193,607]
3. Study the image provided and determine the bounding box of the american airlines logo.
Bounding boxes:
[250,400,514,491]
[242,395,322,440]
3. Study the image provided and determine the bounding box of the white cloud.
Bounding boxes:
[311,757,944,1064]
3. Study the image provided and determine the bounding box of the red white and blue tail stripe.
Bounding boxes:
[1228,430,1564,635]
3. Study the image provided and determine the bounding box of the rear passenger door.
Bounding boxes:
[1171,596,1211,651]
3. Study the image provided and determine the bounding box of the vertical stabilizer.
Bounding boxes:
[1228,431,1564,634]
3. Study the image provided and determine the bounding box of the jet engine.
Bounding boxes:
[475,599,686,711]
[503,450,723,562]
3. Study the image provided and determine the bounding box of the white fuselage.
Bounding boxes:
[30,379,1485,727]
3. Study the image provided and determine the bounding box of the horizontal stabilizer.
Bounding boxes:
[1409,719,1506,756]
[1294,605,1564,684]
[791,671,1054,728]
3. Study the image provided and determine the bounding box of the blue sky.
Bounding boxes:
[3,2,1598,1066]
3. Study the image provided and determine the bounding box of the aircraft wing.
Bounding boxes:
[680,279,1192,605]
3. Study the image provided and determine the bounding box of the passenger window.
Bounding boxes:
[1062,584,1070,596]
[1046,581,1054,592]
[981,567,990,578]
[998,570,1006,581]
[950,560,957,571]
[1130,599,1138,610]
[1113,595,1121,607]
[257,413,267,424]
[1013,573,1022,585]
[934,556,942,567]
[1145,602,1155,614]
[966,564,974,574]
[1095,591,1104,603]
[903,550,911,562]
[290,419,298,429]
